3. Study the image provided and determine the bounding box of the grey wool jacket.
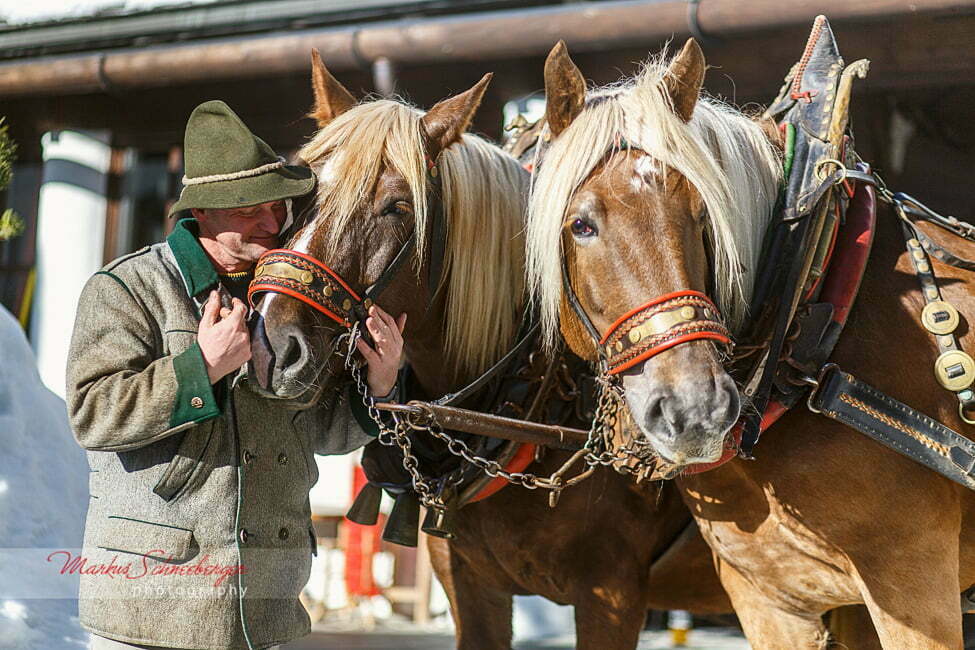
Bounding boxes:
[66,218,376,649]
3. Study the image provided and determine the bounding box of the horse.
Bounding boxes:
[248,50,732,649]
[527,36,975,649]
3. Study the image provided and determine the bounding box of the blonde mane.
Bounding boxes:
[299,100,529,377]
[527,56,782,348]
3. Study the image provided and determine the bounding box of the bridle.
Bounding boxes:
[247,156,446,334]
[558,140,733,375]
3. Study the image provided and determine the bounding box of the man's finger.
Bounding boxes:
[367,316,388,346]
[228,299,248,325]
[396,313,407,333]
[356,338,380,365]
[202,291,220,325]
[371,305,397,332]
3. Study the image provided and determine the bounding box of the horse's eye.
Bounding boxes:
[570,217,597,238]
[383,201,413,217]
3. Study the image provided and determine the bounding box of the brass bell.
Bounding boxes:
[346,482,383,526]
[382,492,420,547]
[421,505,456,539]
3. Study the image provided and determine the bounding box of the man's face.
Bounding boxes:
[192,200,287,265]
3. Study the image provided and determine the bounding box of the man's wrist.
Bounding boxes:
[368,383,398,402]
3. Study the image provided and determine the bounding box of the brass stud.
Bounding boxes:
[363,298,374,310]
[922,300,960,335]
[342,298,352,311]
[299,270,313,284]
[934,350,975,391]
[679,306,696,321]
[429,166,438,178]
[926,287,939,300]
[918,261,930,273]
[941,336,954,348]
[908,238,920,247]
[628,328,643,344]
[323,285,333,297]
[615,341,624,353]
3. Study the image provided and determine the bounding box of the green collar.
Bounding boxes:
[167,218,219,298]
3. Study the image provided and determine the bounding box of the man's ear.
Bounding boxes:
[544,41,586,138]
[309,48,356,128]
[420,73,493,161]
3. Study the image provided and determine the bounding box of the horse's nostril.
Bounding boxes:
[282,336,303,369]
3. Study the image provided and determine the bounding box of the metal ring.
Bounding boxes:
[960,402,975,426]
[815,158,848,183]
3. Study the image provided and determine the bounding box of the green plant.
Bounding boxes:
[0,116,22,242]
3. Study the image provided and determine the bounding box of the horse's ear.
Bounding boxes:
[421,73,493,160]
[309,48,356,127]
[662,38,706,123]
[544,41,586,137]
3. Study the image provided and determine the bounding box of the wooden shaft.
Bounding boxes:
[375,401,589,451]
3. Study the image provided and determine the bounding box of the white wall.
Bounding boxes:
[30,130,110,397]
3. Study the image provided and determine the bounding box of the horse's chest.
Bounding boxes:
[692,494,861,612]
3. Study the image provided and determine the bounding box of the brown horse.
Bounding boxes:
[250,51,732,649]
[529,37,975,649]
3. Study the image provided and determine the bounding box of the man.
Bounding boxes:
[66,100,403,649]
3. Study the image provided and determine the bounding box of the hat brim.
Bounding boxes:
[168,164,315,217]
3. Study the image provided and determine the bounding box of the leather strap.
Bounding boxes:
[809,364,975,490]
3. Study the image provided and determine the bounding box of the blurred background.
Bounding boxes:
[1,1,974,648]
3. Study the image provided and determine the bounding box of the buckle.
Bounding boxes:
[800,363,840,414]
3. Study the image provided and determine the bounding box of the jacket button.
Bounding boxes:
[190,396,204,409]
[239,528,250,543]
[277,453,288,465]
[243,449,255,464]
[278,527,289,540]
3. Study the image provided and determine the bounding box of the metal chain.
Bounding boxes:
[339,327,661,503]
[340,327,437,506]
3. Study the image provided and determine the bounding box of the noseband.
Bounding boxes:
[561,140,733,375]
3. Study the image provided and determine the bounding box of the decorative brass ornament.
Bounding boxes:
[323,285,333,297]
[679,306,696,320]
[255,261,313,285]
[363,298,374,310]
[628,328,642,344]
[934,350,975,391]
[921,300,960,335]
[429,166,438,178]
[342,298,353,311]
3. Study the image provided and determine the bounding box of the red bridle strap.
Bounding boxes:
[599,290,732,375]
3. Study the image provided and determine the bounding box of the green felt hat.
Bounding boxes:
[168,100,315,217]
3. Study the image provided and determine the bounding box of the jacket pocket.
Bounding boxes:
[153,419,217,502]
[96,515,198,563]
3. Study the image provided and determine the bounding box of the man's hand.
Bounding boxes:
[356,306,407,398]
[198,290,252,384]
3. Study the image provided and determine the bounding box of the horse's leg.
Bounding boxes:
[717,559,830,649]
[856,567,962,649]
[573,591,645,650]
[427,536,514,650]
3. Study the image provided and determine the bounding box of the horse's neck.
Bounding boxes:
[682,201,942,494]
[404,298,460,398]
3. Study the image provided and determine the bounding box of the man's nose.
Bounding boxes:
[257,204,283,234]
